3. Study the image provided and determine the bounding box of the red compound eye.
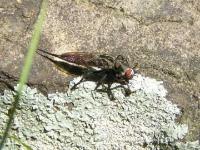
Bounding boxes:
[124,68,134,79]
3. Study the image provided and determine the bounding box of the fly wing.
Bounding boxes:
[60,52,115,69]
[37,49,115,69]
[37,50,88,76]
[60,52,96,67]
[37,49,95,68]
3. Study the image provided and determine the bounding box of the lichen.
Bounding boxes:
[0,74,199,150]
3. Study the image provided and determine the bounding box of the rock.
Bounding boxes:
[0,0,199,143]
[1,76,199,149]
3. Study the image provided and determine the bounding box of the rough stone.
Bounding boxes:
[0,75,199,149]
[0,0,199,143]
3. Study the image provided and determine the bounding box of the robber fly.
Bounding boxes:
[37,49,137,100]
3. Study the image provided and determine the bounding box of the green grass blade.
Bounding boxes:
[0,132,32,150]
[0,0,48,149]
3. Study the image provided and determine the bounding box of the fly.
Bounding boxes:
[37,49,137,100]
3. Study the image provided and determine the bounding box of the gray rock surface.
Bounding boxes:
[1,74,199,149]
[0,0,199,143]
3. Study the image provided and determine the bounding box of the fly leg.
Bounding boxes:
[114,55,129,67]
[71,77,86,90]
[124,83,133,96]
[99,54,114,63]
[106,83,115,100]
[96,83,115,100]
[115,55,129,65]
[94,74,107,90]
[71,69,95,90]
[110,83,133,97]
[93,74,114,100]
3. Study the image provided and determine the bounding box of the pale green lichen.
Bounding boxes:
[0,74,199,150]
